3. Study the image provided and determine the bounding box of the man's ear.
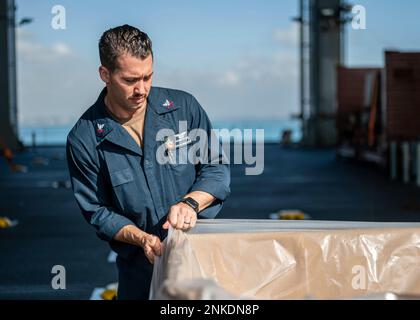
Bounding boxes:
[99,66,110,84]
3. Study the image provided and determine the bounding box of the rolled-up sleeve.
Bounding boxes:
[187,95,231,217]
[66,136,135,242]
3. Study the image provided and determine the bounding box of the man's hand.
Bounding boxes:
[162,192,215,232]
[114,225,162,264]
[163,202,197,231]
[139,233,162,264]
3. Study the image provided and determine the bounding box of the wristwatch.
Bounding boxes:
[179,197,200,213]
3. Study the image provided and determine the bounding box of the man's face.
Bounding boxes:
[100,53,153,110]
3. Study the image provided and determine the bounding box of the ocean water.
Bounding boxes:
[19,119,302,146]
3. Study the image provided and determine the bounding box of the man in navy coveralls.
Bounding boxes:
[66,25,230,299]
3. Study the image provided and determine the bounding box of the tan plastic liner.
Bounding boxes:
[150,220,420,300]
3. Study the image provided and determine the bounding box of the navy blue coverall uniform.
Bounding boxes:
[66,87,231,299]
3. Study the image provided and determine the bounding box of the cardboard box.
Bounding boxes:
[151,220,420,300]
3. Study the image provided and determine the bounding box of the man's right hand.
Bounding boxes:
[139,233,162,264]
[114,225,162,264]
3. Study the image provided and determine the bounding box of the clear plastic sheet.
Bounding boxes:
[150,220,420,300]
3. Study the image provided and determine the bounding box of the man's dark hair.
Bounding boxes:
[99,24,153,72]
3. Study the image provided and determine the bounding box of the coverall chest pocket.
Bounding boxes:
[110,168,134,187]
[165,144,197,182]
[109,168,138,213]
[164,144,196,198]
[169,144,189,166]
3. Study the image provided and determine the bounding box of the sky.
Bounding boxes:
[14,0,420,126]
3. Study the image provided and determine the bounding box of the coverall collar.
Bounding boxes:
[93,87,179,157]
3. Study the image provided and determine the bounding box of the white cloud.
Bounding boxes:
[52,43,72,56]
[17,30,75,64]
[154,42,298,120]
[16,28,34,41]
[273,24,299,48]
[16,28,102,126]
[218,70,241,87]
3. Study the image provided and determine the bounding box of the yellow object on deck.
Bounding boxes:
[0,217,13,228]
[100,282,118,300]
[279,210,306,220]
[100,288,117,300]
[269,210,310,220]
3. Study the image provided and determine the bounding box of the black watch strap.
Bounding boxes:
[180,197,200,213]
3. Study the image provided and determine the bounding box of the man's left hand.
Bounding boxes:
[163,202,197,231]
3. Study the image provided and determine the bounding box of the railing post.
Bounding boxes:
[402,142,410,184]
[390,141,397,180]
